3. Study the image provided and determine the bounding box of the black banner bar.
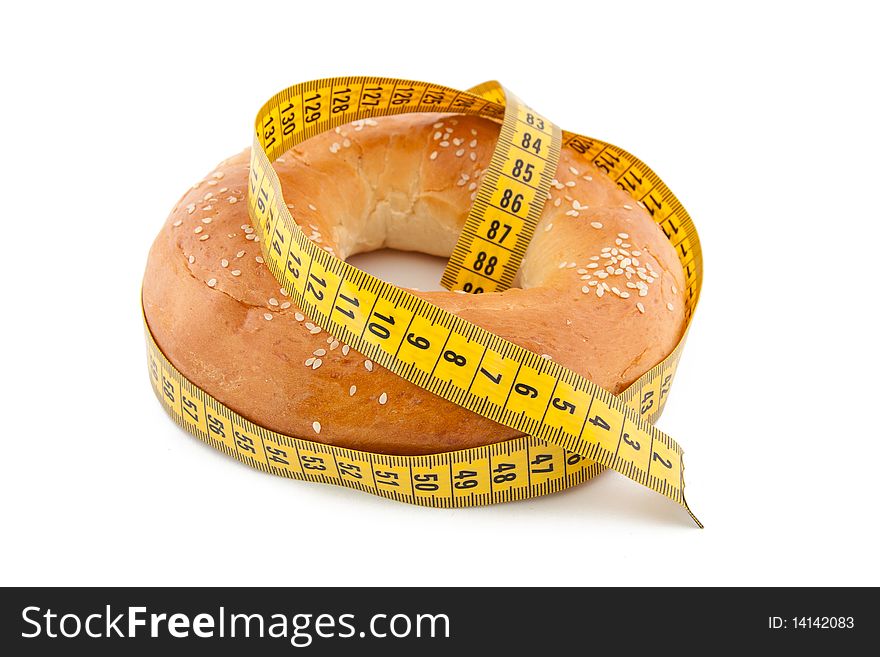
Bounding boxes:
[1,587,872,655]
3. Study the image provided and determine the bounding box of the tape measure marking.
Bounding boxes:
[440,84,562,293]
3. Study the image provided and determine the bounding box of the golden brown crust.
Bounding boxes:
[143,113,686,455]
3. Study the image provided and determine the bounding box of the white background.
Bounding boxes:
[1,1,878,587]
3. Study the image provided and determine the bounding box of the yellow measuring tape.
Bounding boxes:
[144,77,703,526]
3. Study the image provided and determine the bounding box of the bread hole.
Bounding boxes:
[347,248,447,291]
[347,248,525,292]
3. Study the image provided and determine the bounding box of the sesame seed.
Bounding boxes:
[263,312,273,320]
[220,259,229,268]
[559,261,568,269]
[330,340,339,350]
[269,297,279,306]
[236,250,245,258]
[672,284,678,295]
[455,149,465,156]
[342,345,351,356]
[469,139,477,148]
[313,348,327,356]
[365,360,374,372]
[569,167,579,175]
[583,175,593,181]
[305,322,316,330]
[310,327,321,335]
[308,204,317,211]
[439,141,449,147]
[430,151,438,160]
[591,222,603,229]
[227,197,238,204]
[667,302,674,311]
[329,143,340,153]
[199,235,210,241]
[188,255,195,265]
[202,217,212,224]
[295,312,305,321]
[623,204,632,210]
[581,286,590,294]
[618,233,629,239]
[305,357,315,367]
[637,303,645,313]
[312,359,322,369]
[453,137,463,146]
[281,302,291,309]
[207,278,217,288]
[567,262,577,268]
[194,226,203,234]
[342,138,351,148]
[433,131,442,140]
[231,270,241,276]
[186,203,196,214]
[378,392,388,405]
[349,385,357,396]
[596,286,605,298]
[172,219,183,227]
[255,256,264,264]
[312,421,321,434]
[565,210,579,217]
[470,152,477,161]
[280,288,289,297]
[433,122,444,129]
[546,224,554,232]
[541,354,552,360]
[620,292,630,298]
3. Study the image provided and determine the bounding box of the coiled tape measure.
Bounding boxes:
[144,77,703,526]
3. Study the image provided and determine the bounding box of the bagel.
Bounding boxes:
[142,112,687,455]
